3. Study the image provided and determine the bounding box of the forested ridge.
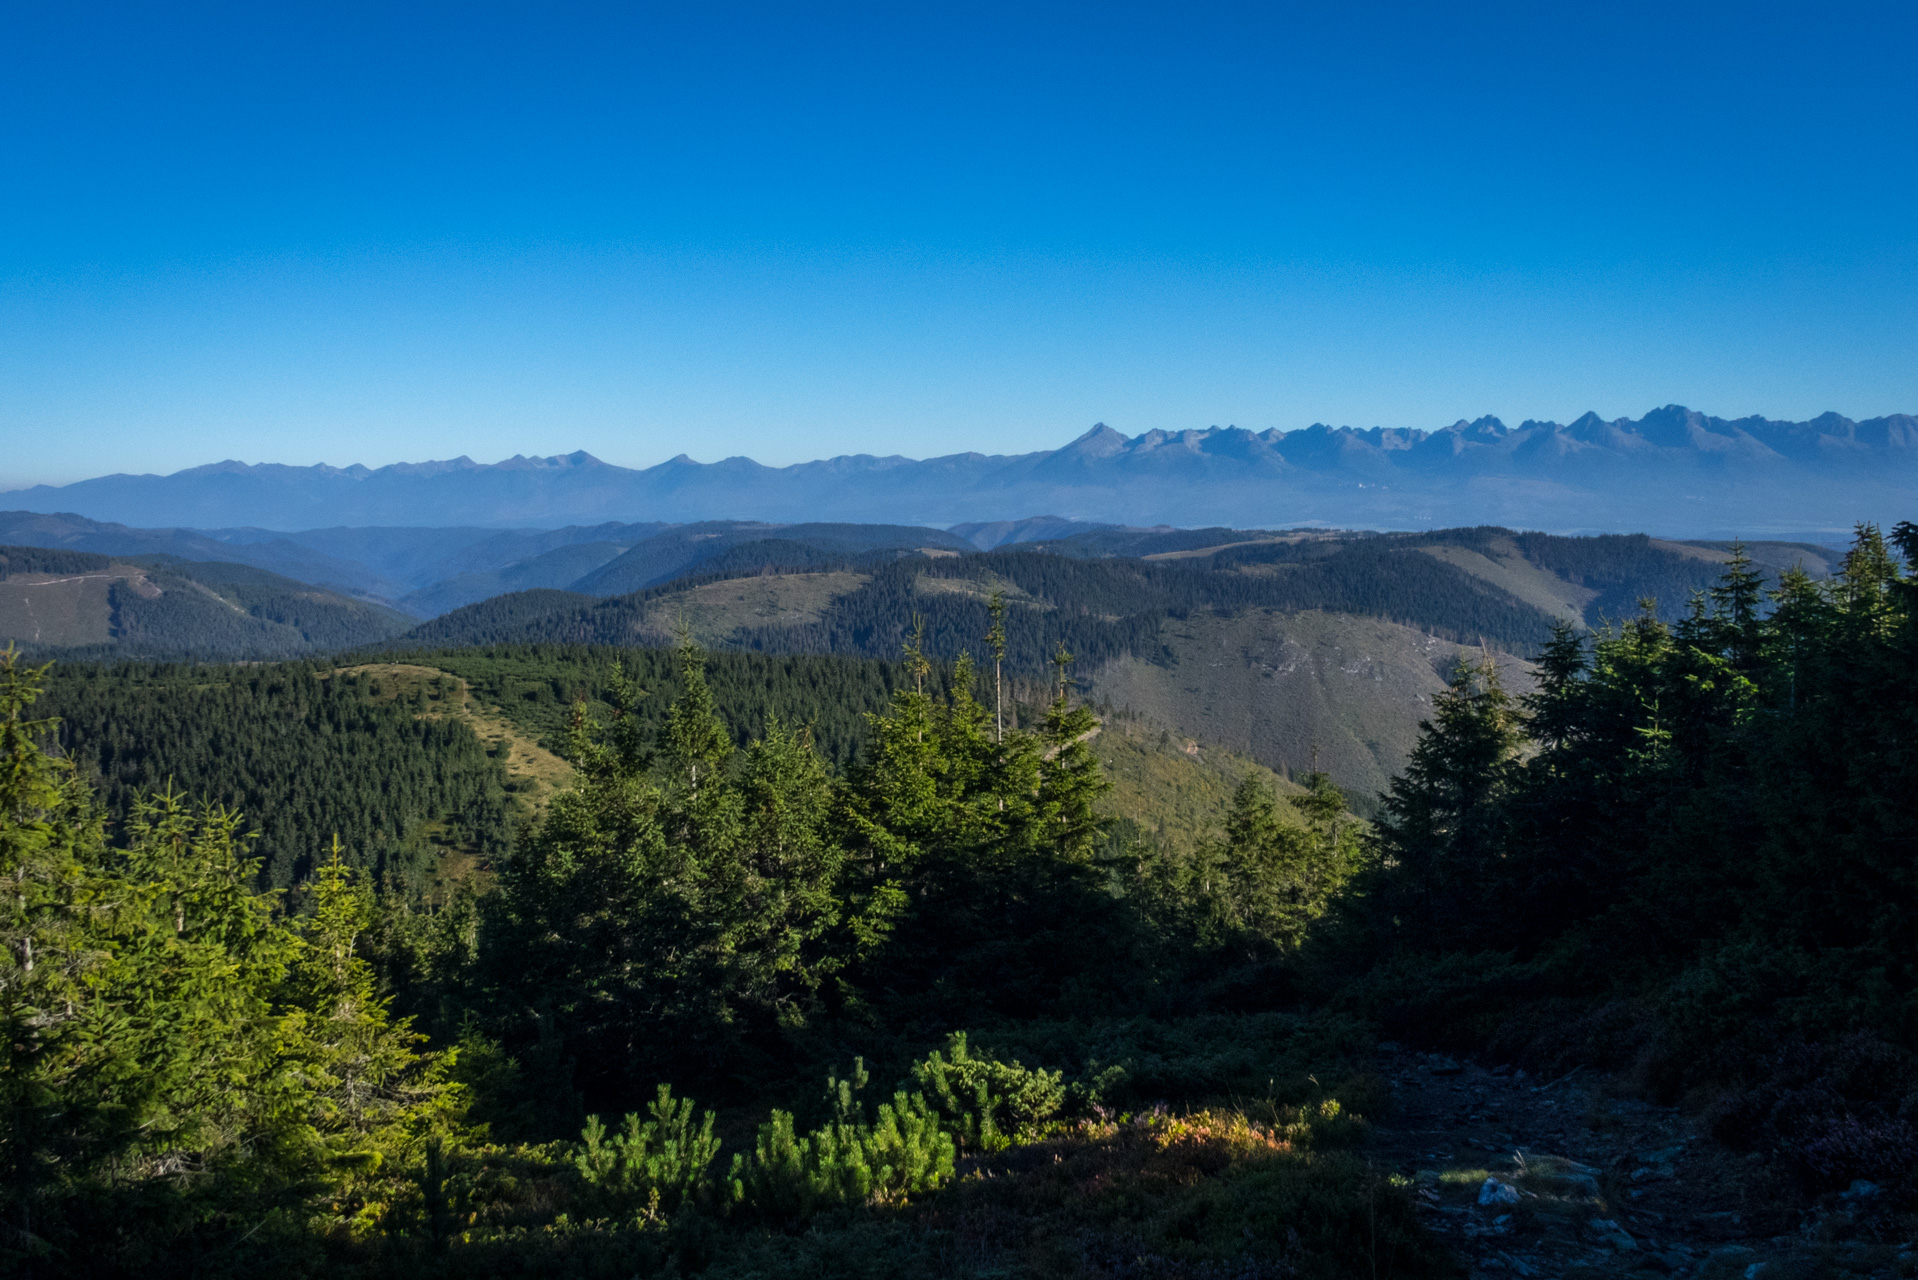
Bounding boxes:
[0,544,413,659]
[395,533,1565,673]
[34,663,515,890]
[389,524,1819,681]
[1,525,1911,1278]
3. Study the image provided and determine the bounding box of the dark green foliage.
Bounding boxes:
[0,652,466,1277]
[0,545,112,576]
[1352,525,1918,1190]
[34,662,512,887]
[395,643,906,769]
[478,641,860,1105]
[1198,772,1365,952]
[912,1032,1066,1151]
[1371,659,1523,954]
[575,1085,721,1217]
[725,1058,956,1218]
[389,589,598,648]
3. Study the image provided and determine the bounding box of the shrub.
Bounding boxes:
[911,1032,1067,1151]
[574,1084,721,1217]
[728,1059,956,1219]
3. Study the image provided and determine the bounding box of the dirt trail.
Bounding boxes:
[1369,1045,1910,1278]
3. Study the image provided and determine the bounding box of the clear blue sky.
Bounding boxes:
[3,1,1914,487]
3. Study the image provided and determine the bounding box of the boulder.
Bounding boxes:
[1479,1177,1522,1206]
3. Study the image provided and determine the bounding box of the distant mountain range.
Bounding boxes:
[8,406,1913,535]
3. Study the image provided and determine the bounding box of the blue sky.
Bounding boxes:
[3,1,1914,486]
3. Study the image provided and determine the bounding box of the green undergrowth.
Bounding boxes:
[312,1062,1443,1280]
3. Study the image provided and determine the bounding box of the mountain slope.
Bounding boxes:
[0,546,413,657]
[8,405,1912,534]
[384,524,1821,794]
[1084,609,1534,800]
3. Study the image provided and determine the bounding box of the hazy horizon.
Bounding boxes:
[8,404,1914,492]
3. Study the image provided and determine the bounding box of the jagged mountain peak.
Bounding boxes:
[5,405,1912,534]
[1059,423,1133,458]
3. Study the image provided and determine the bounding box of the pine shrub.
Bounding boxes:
[911,1032,1066,1151]
[574,1084,721,1217]
[727,1059,955,1218]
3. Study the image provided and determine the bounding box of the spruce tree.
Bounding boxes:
[1374,656,1522,951]
[0,649,108,1263]
[1034,647,1108,864]
[286,838,465,1222]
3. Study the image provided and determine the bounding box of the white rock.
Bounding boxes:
[1479,1177,1521,1206]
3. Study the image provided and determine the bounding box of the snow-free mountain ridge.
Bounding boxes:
[8,406,1914,535]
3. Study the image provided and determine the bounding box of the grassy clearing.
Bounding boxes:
[0,570,131,646]
[338,662,575,817]
[1093,715,1305,858]
[633,572,873,646]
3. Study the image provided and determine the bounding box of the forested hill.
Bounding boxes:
[30,641,1297,900]
[381,526,1840,797]
[389,525,1836,674]
[36,661,515,889]
[0,543,413,657]
[31,646,914,890]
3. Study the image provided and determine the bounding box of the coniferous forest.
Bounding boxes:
[2,525,1916,1277]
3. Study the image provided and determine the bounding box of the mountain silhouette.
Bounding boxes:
[7,406,1912,534]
